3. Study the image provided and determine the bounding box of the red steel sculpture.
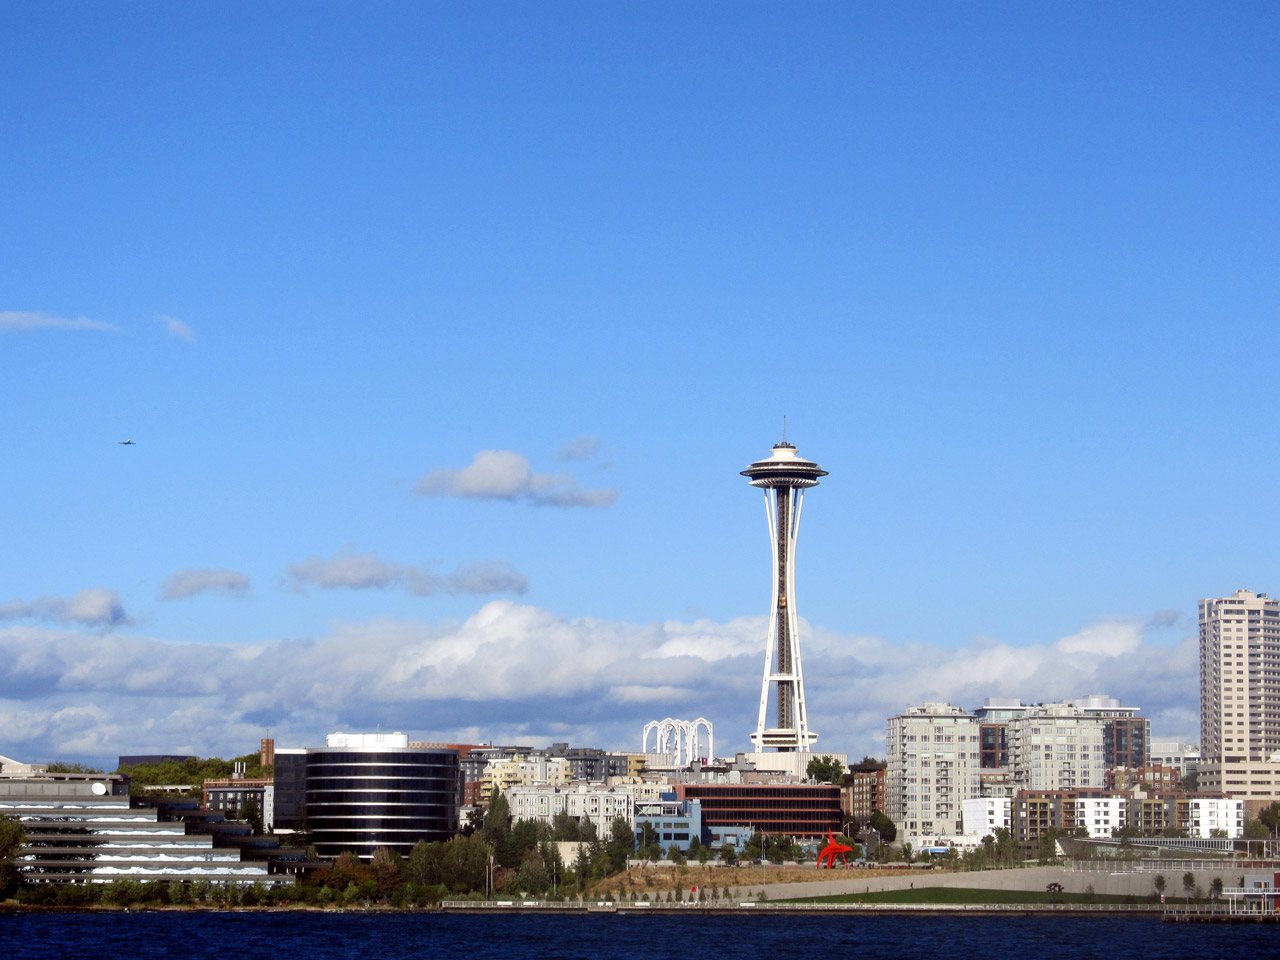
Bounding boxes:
[816,830,854,869]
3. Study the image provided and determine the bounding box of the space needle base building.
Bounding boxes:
[741,437,828,755]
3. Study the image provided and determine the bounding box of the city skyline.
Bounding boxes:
[3,5,1278,765]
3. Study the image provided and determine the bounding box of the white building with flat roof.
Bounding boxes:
[1008,704,1109,791]
[1185,795,1245,838]
[887,702,981,843]
[325,731,410,749]
[961,796,1010,838]
[1149,740,1200,779]
[1073,796,1128,838]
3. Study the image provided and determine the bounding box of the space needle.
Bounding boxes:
[742,432,827,753]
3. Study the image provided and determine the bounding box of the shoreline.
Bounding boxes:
[11,900,1271,922]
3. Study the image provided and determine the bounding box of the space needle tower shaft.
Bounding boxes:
[741,436,827,752]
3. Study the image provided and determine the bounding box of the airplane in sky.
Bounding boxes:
[118,439,136,445]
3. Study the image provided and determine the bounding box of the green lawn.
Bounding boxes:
[783,887,1155,906]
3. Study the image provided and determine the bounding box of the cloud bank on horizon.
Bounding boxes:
[0,600,1197,765]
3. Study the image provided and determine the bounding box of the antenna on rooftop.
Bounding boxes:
[782,414,787,443]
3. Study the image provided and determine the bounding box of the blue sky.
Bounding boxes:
[2,3,1277,766]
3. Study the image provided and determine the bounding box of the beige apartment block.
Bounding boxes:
[1199,589,1280,800]
[886,702,982,842]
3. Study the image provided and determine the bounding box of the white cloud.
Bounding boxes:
[415,450,618,508]
[557,436,602,462]
[0,588,130,627]
[286,549,528,597]
[0,603,1200,768]
[162,568,251,600]
[159,316,196,342]
[288,550,400,590]
[0,311,118,333]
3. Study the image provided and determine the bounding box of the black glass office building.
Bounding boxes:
[304,746,460,859]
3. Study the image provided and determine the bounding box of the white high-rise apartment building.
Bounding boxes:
[886,702,981,842]
[1008,704,1109,791]
[1198,589,1280,799]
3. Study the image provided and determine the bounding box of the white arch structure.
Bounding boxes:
[641,718,713,767]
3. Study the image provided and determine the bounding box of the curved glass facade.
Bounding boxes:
[305,748,459,858]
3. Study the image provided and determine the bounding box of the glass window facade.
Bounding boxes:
[305,748,460,859]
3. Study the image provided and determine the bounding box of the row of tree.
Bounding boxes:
[113,753,273,799]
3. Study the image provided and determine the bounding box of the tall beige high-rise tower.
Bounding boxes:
[1199,589,1280,761]
[1198,589,1280,799]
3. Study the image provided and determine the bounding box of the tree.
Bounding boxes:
[0,815,24,896]
[517,848,550,895]
[992,827,1019,866]
[719,842,736,864]
[868,811,897,844]
[240,796,264,836]
[806,755,845,785]
[482,789,515,866]
[1243,818,1270,840]
[1180,770,1199,793]
[1182,871,1196,903]
[551,810,579,842]
[573,843,591,893]
[1257,801,1280,835]
[1037,828,1061,865]
[1210,877,1224,899]
[605,816,634,870]
[1154,874,1167,900]
[371,847,404,898]
[44,762,103,774]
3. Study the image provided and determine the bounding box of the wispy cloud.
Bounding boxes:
[415,450,618,508]
[159,316,196,342]
[0,311,118,333]
[0,588,131,628]
[0,603,1198,767]
[162,568,251,600]
[557,436,603,462]
[286,549,528,597]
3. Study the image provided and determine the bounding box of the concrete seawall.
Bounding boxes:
[725,863,1251,902]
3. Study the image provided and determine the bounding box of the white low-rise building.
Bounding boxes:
[1185,795,1245,838]
[1073,796,1127,838]
[961,796,1011,838]
[506,782,636,835]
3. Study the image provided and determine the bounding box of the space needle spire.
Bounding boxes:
[742,435,827,752]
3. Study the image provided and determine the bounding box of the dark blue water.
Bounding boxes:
[0,913,1268,959]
